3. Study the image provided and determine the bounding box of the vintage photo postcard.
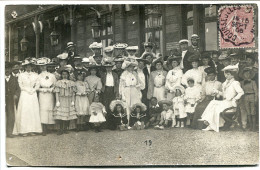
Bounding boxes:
[3,1,259,167]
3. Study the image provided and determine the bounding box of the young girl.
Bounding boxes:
[110,100,128,131]
[184,78,203,126]
[129,103,147,130]
[75,72,90,131]
[172,85,186,128]
[89,95,107,132]
[54,69,77,135]
[154,100,174,130]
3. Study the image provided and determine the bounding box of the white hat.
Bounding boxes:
[121,57,138,69]
[191,34,199,39]
[89,42,102,49]
[57,53,69,60]
[222,65,239,72]
[104,46,114,53]
[35,57,51,65]
[113,43,128,49]
[82,57,90,63]
[22,57,37,66]
[67,42,75,48]
[179,39,189,44]
[125,46,138,51]
[218,53,229,60]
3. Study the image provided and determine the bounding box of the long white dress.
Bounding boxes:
[200,78,244,132]
[165,66,183,100]
[181,68,203,87]
[13,71,42,135]
[119,70,142,121]
[38,71,57,124]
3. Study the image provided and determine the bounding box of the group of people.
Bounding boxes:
[5,34,259,137]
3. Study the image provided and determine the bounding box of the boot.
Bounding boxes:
[181,121,185,128]
[94,126,99,133]
[42,124,47,136]
[248,116,253,131]
[175,121,180,128]
[64,121,69,134]
[57,121,63,135]
[252,115,256,132]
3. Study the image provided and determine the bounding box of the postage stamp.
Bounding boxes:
[219,5,255,49]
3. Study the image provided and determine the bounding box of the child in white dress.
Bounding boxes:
[172,85,186,128]
[89,95,107,132]
[184,78,203,126]
[154,100,174,130]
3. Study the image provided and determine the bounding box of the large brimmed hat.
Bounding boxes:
[22,57,37,66]
[35,57,51,65]
[136,58,149,64]
[131,103,147,112]
[222,64,238,72]
[126,46,138,51]
[67,42,76,48]
[218,53,230,60]
[104,46,114,53]
[204,67,216,75]
[110,100,126,112]
[57,53,69,60]
[74,54,82,60]
[173,85,185,94]
[141,52,156,60]
[143,42,154,48]
[167,55,182,63]
[152,57,164,66]
[201,52,211,59]
[114,57,125,63]
[158,100,173,106]
[240,67,256,80]
[188,54,200,62]
[82,57,90,63]
[113,43,128,49]
[179,39,189,44]
[61,65,74,72]
[89,42,102,49]
[191,34,200,39]
[121,57,138,69]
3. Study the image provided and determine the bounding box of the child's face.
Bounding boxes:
[136,107,141,113]
[90,69,97,75]
[202,58,209,66]
[155,62,163,70]
[188,80,194,87]
[61,71,69,79]
[116,105,122,112]
[207,73,215,81]
[192,61,198,68]
[171,60,179,68]
[243,71,251,80]
[77,74,83,81]
[175,89,182,96]
[151,98,158,106]
[162,104,169,111]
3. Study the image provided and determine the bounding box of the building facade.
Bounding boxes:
[5,4,258,61]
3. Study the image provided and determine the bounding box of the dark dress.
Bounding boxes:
[110,112,128,130]
[129,112,146,127]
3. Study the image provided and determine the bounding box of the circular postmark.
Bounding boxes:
[219,5,255,48]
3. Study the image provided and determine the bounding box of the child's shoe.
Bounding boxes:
[154,125,160,130]
[159,126,164,130]
[181,122,185,128]
[175,122,180,128]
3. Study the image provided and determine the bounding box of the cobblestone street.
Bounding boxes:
[6,128,259,166]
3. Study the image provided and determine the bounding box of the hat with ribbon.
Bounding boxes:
[82,57,90,63]
[67,42,76,48]
[179,39,189,44]
[222,64,239,72]
[158,100,173,106]
[191,34,200,39]
[110,100,126,112]
[104,46,114,53]
[125,46,138,51]
[22,57,37,66]
[131,102,147,112]
[113,43,128,49]
[121,57,138,69]
[35,57,51,65]
[173,85,185,94]
[143,42,155,48]
[57,53,69,60]
[204,67,216,75]
[89,42,102,49]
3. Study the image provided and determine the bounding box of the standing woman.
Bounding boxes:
[13,58,42,136]
[54,53,74,80]
[147,57,168,102]
[200,65,244,132]
[191,67,222,129]
[165,55,183,100]
[84,64,102,105]
[119,57,142,122]
[198,52,214,84]
[36,57,57,136]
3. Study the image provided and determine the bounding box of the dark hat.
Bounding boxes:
[158,100,173,106]
[67,42,76,48]
[136,58,149,64]
[201,52,211,59]
[93,54,103,58]
[188,54,200,62]
[204,67,216,74]
[168,55,182,63]
[141,52,156,60]
[143,42,154,48]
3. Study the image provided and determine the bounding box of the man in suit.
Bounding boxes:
[187,34,202,54]
[11,62,21,109]
[179,39,193,73]
[141,52,156,74]
[101,62,119,129]
[6,62,19,138]
[113,57,124,78]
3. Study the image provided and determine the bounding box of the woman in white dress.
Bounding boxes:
[200,65,244,132]
[119,57,142,122]
[36,57,57,136]
[13,58,42,136]
[165,55,183,100]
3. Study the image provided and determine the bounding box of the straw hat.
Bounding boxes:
[113,43,128,49]
[57,53,69,60]
[110,100,126,112]
[125,46,138,51]
[82,57,90,63]
[173,85,185,94]
[89,42,102,49]
[143,42,155,48]
[222,65,239,72]
[204,67,216,75]
[22,57,37,66]
[35,57,51,65]
[158,100,173,106]
[114,57,125,63]
[191,34,200,39]
[121,57,138,69]
[67,42,76,48]
[104,46,114,53]
[218,53,230,60]
[131,103,147,112]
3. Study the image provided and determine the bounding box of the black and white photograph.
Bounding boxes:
[2,1,260,167]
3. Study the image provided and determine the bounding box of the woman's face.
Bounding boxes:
[138,61,145,69]
[127,65,135,72]
[90,69,97,75]
[116,105,122,112]
[171,60,179,68]
[243,71,251,80]
[212,54,219,62]
[77,74,83,81]
[188,81,194,87]
[61,71,69,79]
[202,58,209,66]
[151,98,157,106]
[224,72,234,80]
[192,61,199,68]
[25,64,32,72]
[60,60,67,67]
[116,62,122,69]
[40,65,47,71]
[136,107,141,113]
[94,56,102,64]
[207,73,216,81]
[155,62,163,70]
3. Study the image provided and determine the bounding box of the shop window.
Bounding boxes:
[100,13,113,48]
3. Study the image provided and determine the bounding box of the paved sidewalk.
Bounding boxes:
[6,128,259,166]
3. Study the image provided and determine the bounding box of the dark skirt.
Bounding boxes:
[191,96,214,129]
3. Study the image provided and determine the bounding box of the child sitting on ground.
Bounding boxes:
[89,95,107,132]
[129,103,147,130]
[145,97,162,128]
[172,85,186,128]
[110,100,128,131]
[154,100,174,130]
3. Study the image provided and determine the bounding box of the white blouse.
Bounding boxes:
[38,71,57,88]
[181,68,203,87]
[165,67,183,92]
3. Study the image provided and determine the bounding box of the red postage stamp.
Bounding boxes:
[219,5,255,49]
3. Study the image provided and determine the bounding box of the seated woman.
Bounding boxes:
[200,65,244,132]
[109,100,128,130]
[191,67,222,129]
